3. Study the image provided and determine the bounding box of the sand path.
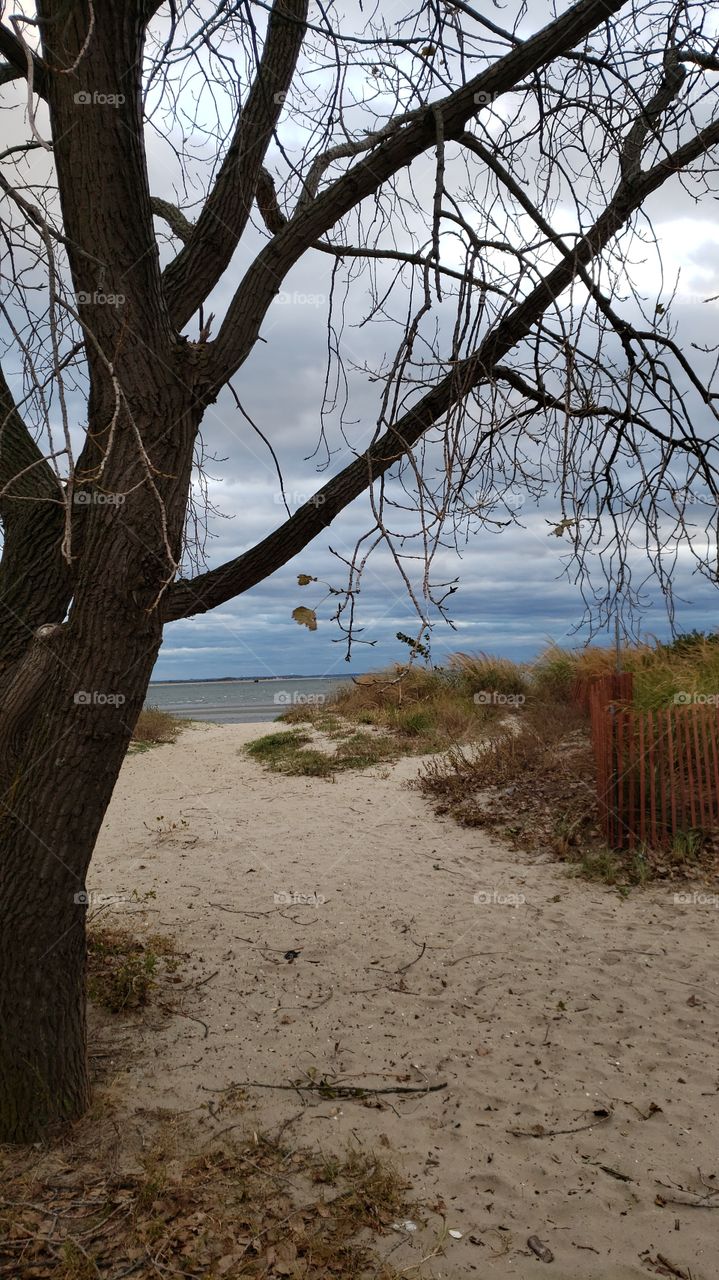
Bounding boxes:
[92,722,719,1279]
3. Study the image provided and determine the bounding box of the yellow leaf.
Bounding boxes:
[292,606,317,631]
[297,573,316,586]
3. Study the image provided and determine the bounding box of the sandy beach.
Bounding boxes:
[89,721,719,1279]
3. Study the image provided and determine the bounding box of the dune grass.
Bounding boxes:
[277,654,524,753]
[245,722,424,776]
[131,705,184,748]
[532,633,719,709]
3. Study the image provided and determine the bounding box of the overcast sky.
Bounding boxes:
[152,166,719,681]
[156,227,719,681]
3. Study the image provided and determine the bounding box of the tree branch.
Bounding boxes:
[160,0,309,332]
[204,0,630,397]
[253,171,508,294]
[0,23,47,97]
[0,364,70,674]
[0,367,61,512]
[164,114,719,622]
[150,196,195,244]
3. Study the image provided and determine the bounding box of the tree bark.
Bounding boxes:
[0,373,197,1139]
[0,621,160,1140]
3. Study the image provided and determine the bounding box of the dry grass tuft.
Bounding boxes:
[131,705,184,747]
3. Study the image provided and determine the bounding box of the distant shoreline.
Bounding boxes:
[149,675,358,685]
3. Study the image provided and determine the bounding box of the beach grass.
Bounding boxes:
[131,705,184,748]
[245,725,406,776]
[532,632,719,709]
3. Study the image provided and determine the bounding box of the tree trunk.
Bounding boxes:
[0,380,198,1140]
[0,612,164,1140]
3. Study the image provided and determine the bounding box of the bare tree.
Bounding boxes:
[0,0,718,1141]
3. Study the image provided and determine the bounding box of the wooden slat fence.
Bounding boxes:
[586,674,719,848]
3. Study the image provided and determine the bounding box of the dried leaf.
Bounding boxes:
[292,606,317,631]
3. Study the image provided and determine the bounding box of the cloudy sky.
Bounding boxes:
[3,1,719,682]
[156,208,719,682]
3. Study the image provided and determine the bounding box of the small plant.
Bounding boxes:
[394,707,435,738]
[338,1148,410,1228]
[568,847,624,884]
[149,814,190,839]
[670,827,705,863]
[87,926,179,1013]
[58,1240,98,1280]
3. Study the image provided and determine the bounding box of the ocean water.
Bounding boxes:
[144,676,352,723]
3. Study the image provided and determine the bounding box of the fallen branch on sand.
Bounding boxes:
[655,1189,719,1209]
[205,1078,448,1100]
[509,1107,613,1138]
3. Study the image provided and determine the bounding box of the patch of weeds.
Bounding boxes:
[135,1157,168,1210]
[276,703,323,726]
[356,709,379,725]
[57,1240,98,1280]
[566,844,653,888]
[628,847,652,884]
[246,726,403,777]
[333,1148,410,1229]
[246,729,310,761]
[394,708,436,738]
[87,926,180,1013]
[278,705,345,733]
[282,748,335,777]
[670,827,705,863]
[130,706,183,748]
[334,732,400,769]
[313,1152,342,1186]
[567,847,624,885]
